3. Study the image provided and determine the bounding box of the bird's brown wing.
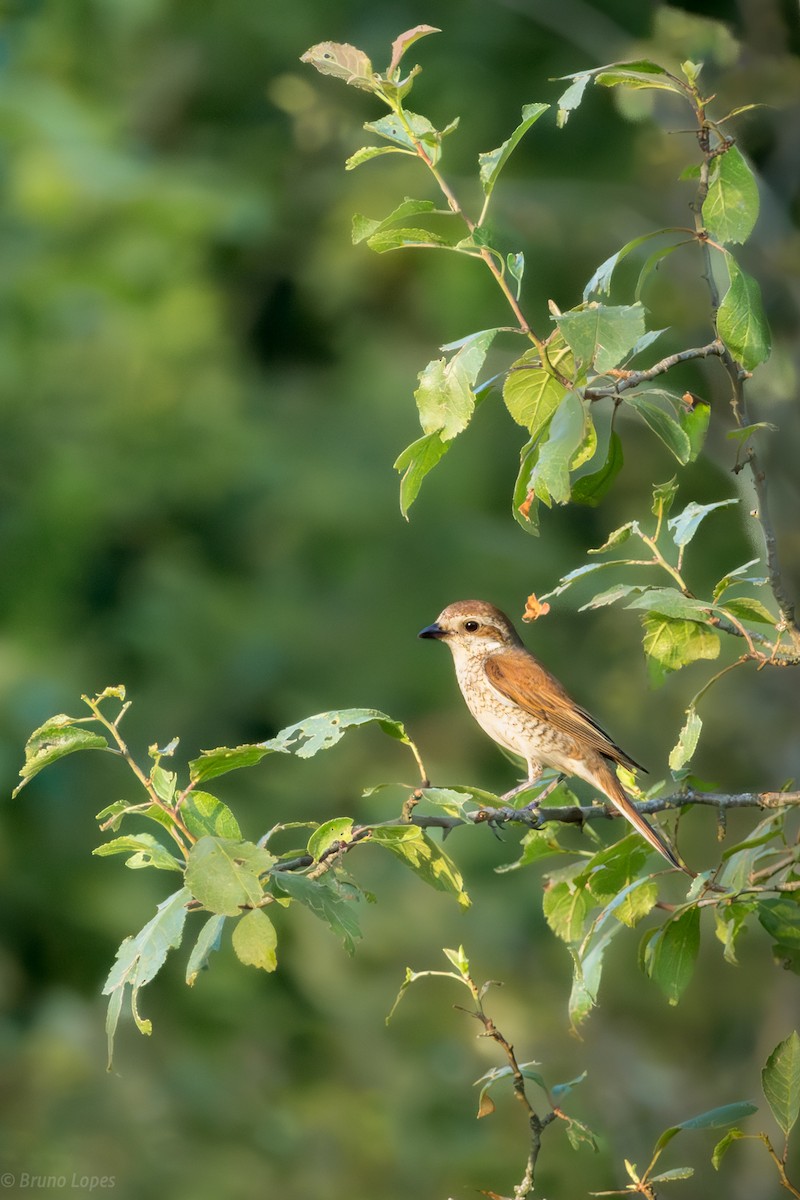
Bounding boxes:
[484,648,645,773]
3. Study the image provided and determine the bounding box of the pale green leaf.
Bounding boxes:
[300,41,375,90]
[93,834,182,872]
[414,329,497,440]
[186,914,226,986]
[543,875,592,943]
[387,24,441,74]
[232,908,278,972]
[369,826,470,908]
[503,342,571,434]
[185,837,274,917]
[626,392,692,463]
[345,144,414,170]
[478,103,549,196]
[721,596,777,626]
[14,715,109,796]
[669,707,702,772]
[642,614,720,687]
[667,498,737,547]
[308,817,354,861]
[182,791,242,840]
[528,391,587,505]
[556,302,645,373]
[189,744,276,785]
[267,708,413,758]
[394,431,450,517]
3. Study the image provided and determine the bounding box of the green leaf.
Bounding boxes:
[589,522,636,554]
[495,826,568,872]
[626,392,692,463]
[300,41,375,90]
[367,227,452,253]
[345,144,414,170]
[394,431,450,517]
[102,887,191,1065]
[186,914,226,986]
[721,596,777,626]
[667,498,737,547]
[351,198,438,244]
[14,715,109,796]
[564,1116,600,1153]
[528,391,587,505]
[308,817,354,861]
[513,438,540,535]
[641,907,700,1005]
[503,342,571,434]
[642,615,720,688]
[583,229,685,300]
[712,558,766,602]
[757,900,800,949]
[150,763,176,803]
[650,1168,694,1182]
[267,708,415,758]
[188,744,276,785]
[712,1128,747,1170]
[274,871,363,953]
[580,835,651,901]
[181,791,242,840]
[651,478,679,520]
[543,875,592,943]
[185,837,275,917]
[702,145,759,245]
[93,834,183,872]
[726,420,778,445]
[592,60,686,96]
[718,258,771,370]
[714,902,753,966]
[364,111,453,164]
[232,908,278,972]
[556,302,645,373]
[507,250,525,296]
[625,588,711,620]
[414,329,497,440]
[580,583,642,611]
[556,74,590,127]
[669,707,702,773]
[655,1101,759,1155]
[571,431,624,507]
[369,826,470,908]
[569,922,621,1030]
[478,103,549,196]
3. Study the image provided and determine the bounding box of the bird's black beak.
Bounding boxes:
[419,622,447,639]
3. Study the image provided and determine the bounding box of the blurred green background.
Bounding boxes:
[1,1,799,1197]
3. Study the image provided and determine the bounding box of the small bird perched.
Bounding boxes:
[419,599,689,874]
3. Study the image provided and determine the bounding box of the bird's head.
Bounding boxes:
[418,600,522,659]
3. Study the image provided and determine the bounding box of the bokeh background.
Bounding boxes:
[1,1,799,1197]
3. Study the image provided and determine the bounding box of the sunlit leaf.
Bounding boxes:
[478,103,549,196]
[102,887,191,1065]
[369,826,470,908]
[300,42,375,90]
[762,1030,800,1137]
[232,908,278,972]
[93,834,183,872]
[667,498,737,546]
[669,707,702,772]
[308,817,354,861]
[394,431,450,517]
[503,341,572,434]
[642,615,720,687]
[267,708,414,758]
[556,302,645,373]
[14,715,109,797]
[387,25,441,75]
[415,329,497,440]
[185,837,274,917]
[181,791,242,840]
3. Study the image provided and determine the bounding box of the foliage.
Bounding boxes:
[9,13,800,1199]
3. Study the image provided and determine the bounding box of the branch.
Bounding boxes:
[689,108,800,637]
[584,340,724,400]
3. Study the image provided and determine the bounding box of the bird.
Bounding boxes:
[419,599,690,874]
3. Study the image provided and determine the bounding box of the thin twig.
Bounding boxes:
[584,340,724,400]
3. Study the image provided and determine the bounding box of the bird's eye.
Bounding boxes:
[463,620,480,632]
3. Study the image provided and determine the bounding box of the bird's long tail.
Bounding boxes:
[597,767,694,877]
